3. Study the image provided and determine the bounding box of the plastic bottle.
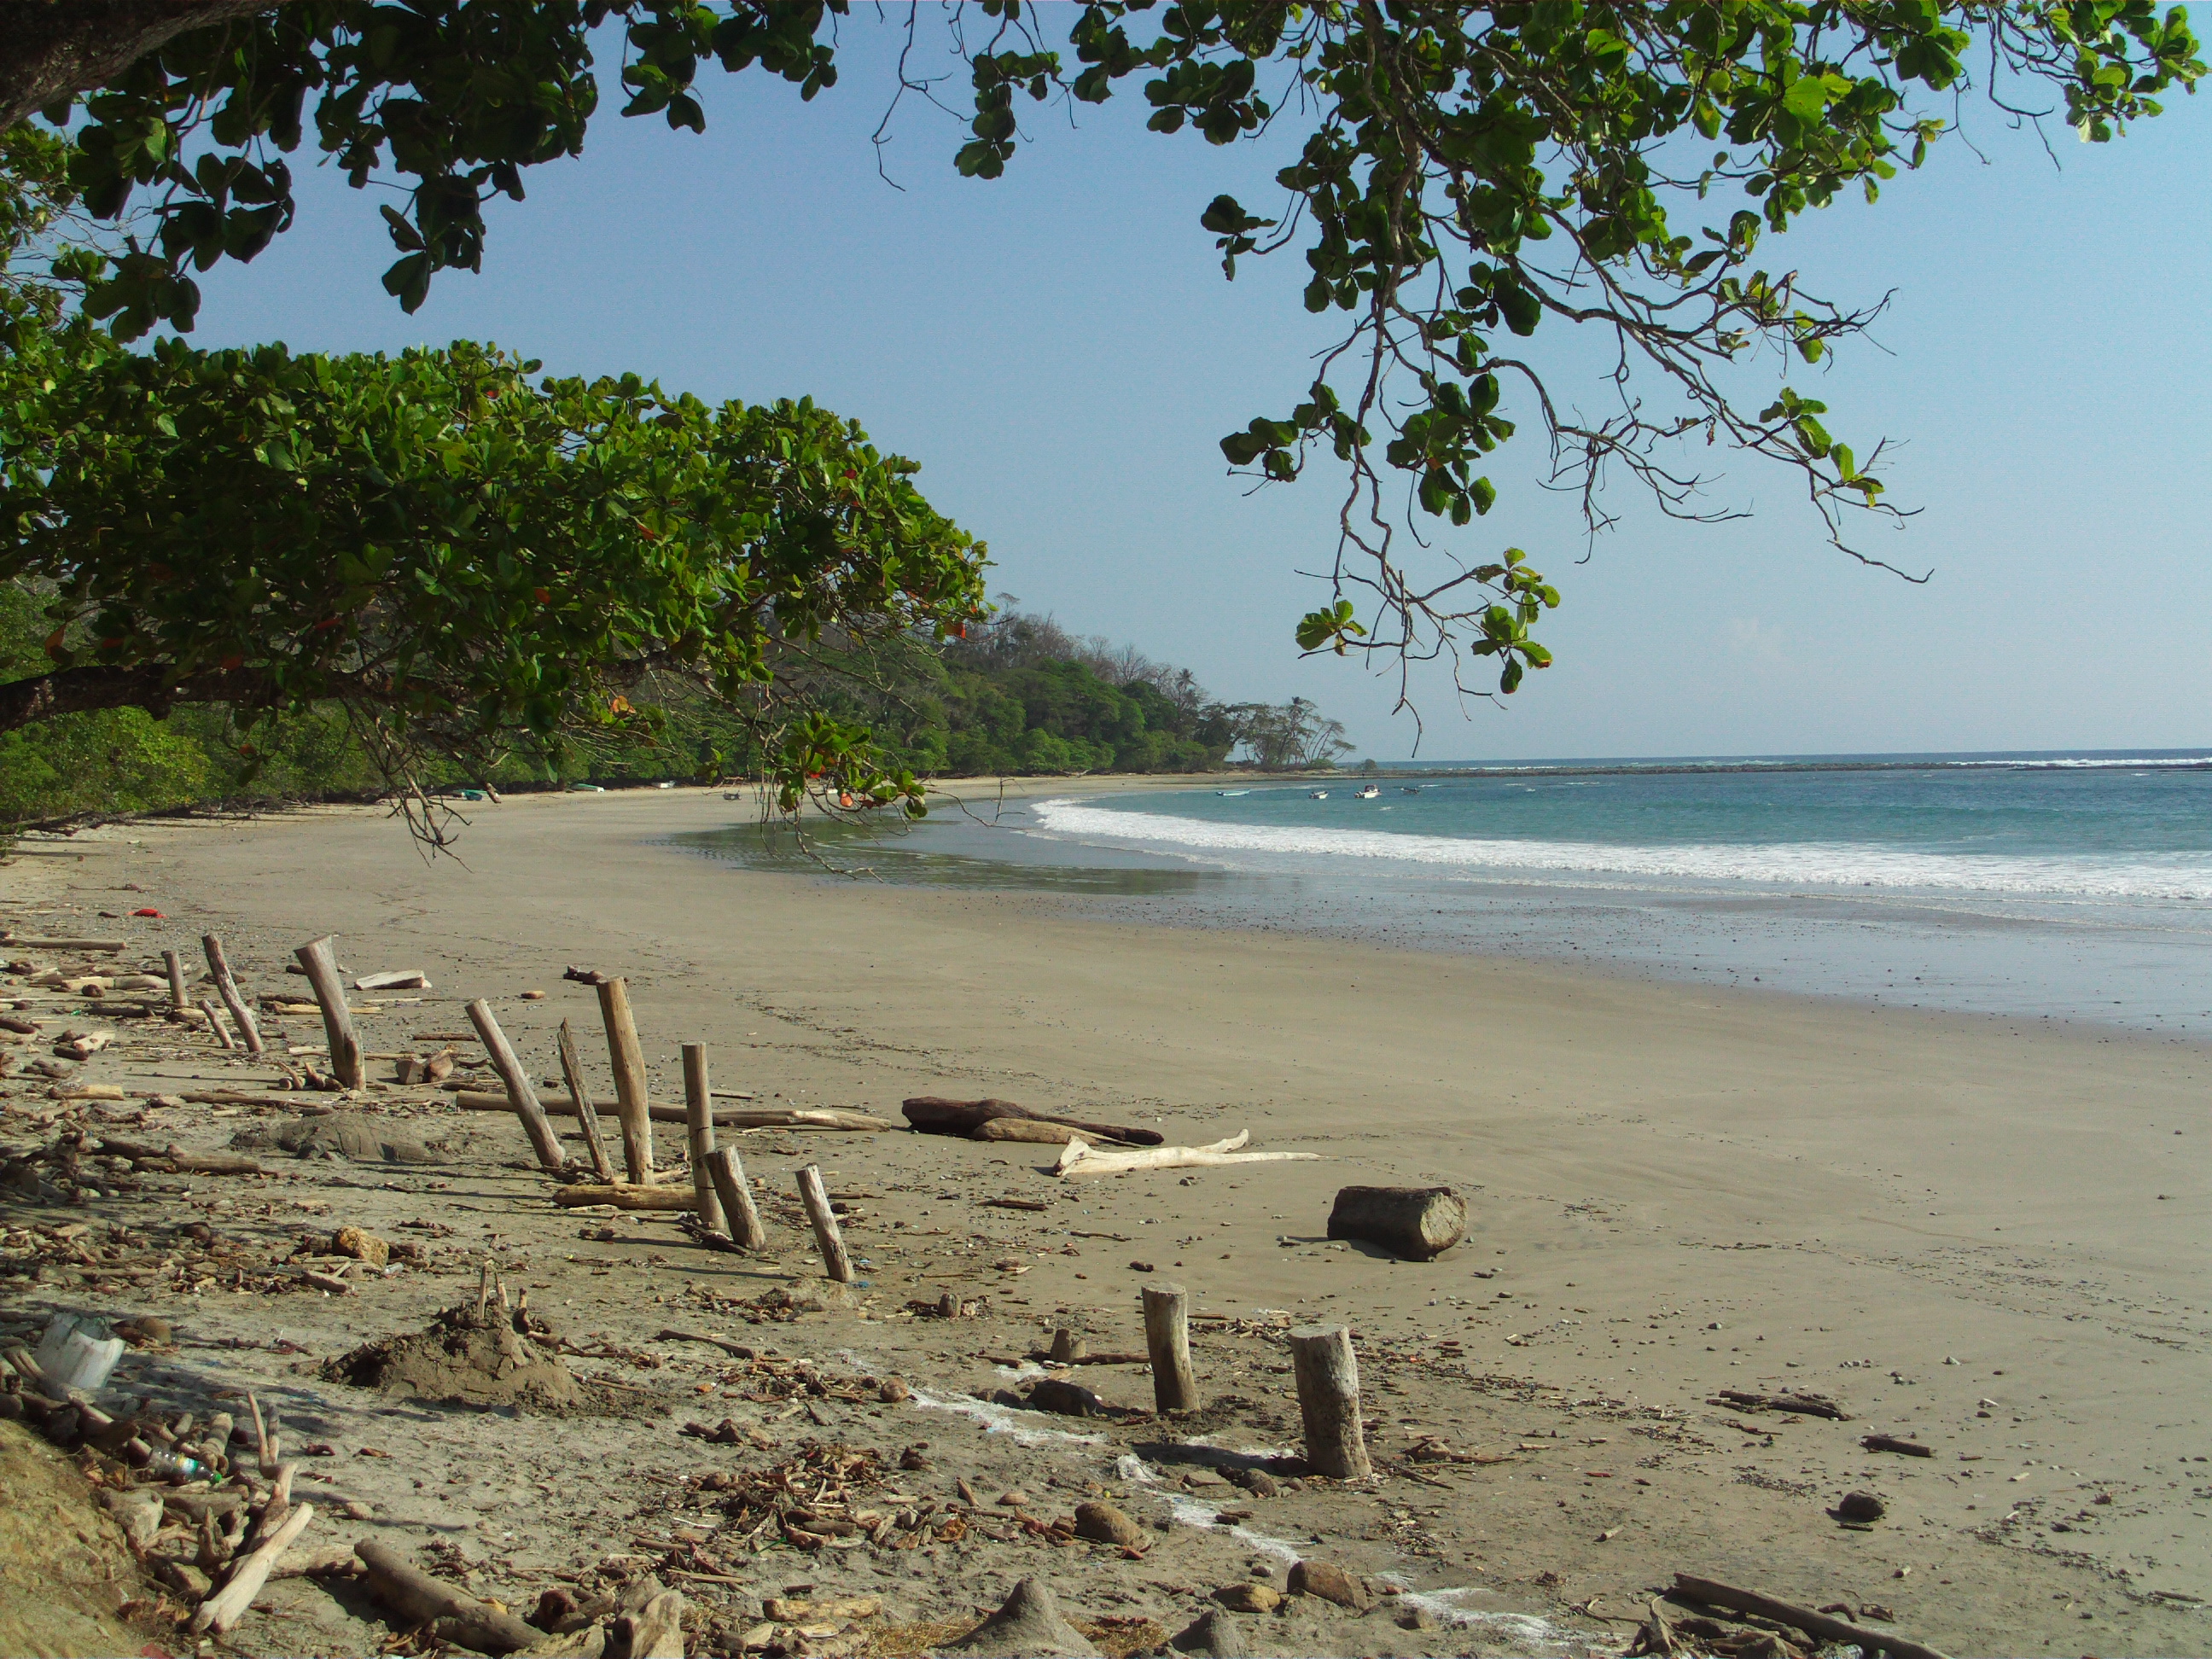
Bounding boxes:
[141,1447,208,1483]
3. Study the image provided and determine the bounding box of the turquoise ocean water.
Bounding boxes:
[678,751,2212,1035]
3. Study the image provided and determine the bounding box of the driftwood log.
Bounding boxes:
[294,936,364,1089]
[191,1501,315,1634]
[706,1145,769,1249]
[902,1096,1164,1147]
[1289,1324,1371,1479]
[1057,1130,1321,1179]
[354,1540,541,1655]
[1670,1574,1950,1659]
[681,1045,727,1236]
[555,1019,616,1182]
[201,933,265,1055]
[1141,1282,1199,1413]
[596,976,655,1183]
[973,1119,1130,1146]
[796,1163,854,1283]
[465,1000,566,1172]
[1325,1185,1467,1260]
[554,1185,696,1211]
[161,949,189,1010]
[451,1091,888,1131]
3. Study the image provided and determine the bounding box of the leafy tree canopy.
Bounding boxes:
[1,0,2198,702]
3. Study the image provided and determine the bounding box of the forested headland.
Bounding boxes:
[0,588,1353,826]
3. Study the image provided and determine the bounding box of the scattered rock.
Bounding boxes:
[1171,1609,1251,1657]
[1397,1603,1439,1632]
[333,1225,391,1268]
[1213,1583,1281,1614]
[1835,1491,1886,1524]
[1229,1468,1279,1499]
[1073,1501,1144,1546]
[1289,1559,1376,1611]
[949,1577,1102,1657]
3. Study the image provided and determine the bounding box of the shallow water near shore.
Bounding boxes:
[677,748,2212,1034]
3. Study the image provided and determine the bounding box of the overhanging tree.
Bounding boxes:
[0,1,2200,722]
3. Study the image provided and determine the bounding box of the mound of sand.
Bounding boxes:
[0,1421,156,1657]
[327,1301,579,1407]
[231,1111,444,1163]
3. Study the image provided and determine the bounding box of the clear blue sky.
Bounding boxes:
[178,20,2212,762]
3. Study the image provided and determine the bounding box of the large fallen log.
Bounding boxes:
[973,1119,1132,1147]
[1326,1185,1467,1260]
[902,1096,1164,1146]
[2,935,126,952]
[355,1540,542,1655]
[1670,1574,1949,1659]
[1056,1130,1321,1179]
[554,1185,697,1211]
[451,1091,888,1132]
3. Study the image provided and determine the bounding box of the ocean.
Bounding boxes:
[676,750,2212,1035]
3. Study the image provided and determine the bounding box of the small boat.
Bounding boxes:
[1401,785,1423,794]
[1357,783,1381,799]
[1215,789,1249,796]
[1309,789,1329,800]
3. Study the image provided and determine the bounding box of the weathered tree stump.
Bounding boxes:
[294,935,363,1089]
[680,1044,727,1235]
[199,933,263,1055]
[595,976,655,1183]
[706,1146,767,1250]
[464,1000,565,1172]
[553,1019,614,1182]
[160,949,188,1010]
[795,1163,853,1283]
[1142,1282,1200,1413]
[1289,1324,1371,1479]
[1325,1185,1466,1260]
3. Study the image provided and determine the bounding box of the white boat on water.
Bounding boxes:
[1357,783,1382,799]
[1309,789,1329,800]
[1216,789,1249,796]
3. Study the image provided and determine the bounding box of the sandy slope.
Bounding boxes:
[3,785,2208,1657]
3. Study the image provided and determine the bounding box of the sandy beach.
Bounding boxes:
[3,783,2207,1658]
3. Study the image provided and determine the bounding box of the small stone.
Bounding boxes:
[1171,1609,1249,1657]
[1231,1468,1279,1499]
[1129,1260,1156,1272]
[1835,1491,1886,1524]
[334,1225,390,1267]
[1073,1501,1144,1546]
[879,1377,911,1403]
[997,1491,1028,1507]
[1027,1378,1103,1417]
[1289,1560,1375,1611]
[1398,1604,1440,1632]
[521,990,546,1000]
[1214,1583,1281,1614]
[158,1559,212,1599]
[950,1577,1101,1657]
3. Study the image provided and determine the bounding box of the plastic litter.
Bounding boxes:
[35,1313,125,1396]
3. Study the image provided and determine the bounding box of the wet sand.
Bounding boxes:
[3,786,2208,1656]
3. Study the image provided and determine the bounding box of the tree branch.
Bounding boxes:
[0,0,286,129]
[0,661,273,733]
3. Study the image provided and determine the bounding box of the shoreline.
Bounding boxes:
[3,790,2207,1656]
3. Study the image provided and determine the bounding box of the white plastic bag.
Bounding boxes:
[36,1313,125,1396]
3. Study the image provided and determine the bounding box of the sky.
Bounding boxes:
[177,17,2212,763]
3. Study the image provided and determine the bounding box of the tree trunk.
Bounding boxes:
[1289,1324,1371,1479]
[0,661,272,734]
[1324,1185,1467,1260]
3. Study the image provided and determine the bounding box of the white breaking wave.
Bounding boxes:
[1029,799,2212,900]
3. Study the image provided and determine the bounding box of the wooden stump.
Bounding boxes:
[464,1000,565,1172]
[680,1044,727,1236]
[1289,1324,1371,1479]
[706,1146,767,1250]
[160,949,188,1010]
[199,933,264,1055]
[595,976,655,1183]
[554,1019,615,1182]
[795,1163,853,1283]
[294,935,364,1089]
[1325,1185,1467,1260]
[1141,1282,1200,1413]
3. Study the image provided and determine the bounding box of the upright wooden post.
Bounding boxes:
[197,999,235,1050]
[200,933,264,1055]
[161,949,188,1010]
[706,1148,767,1250]
[1141,1282,1201,1413]
[464,999,566,1172]
[1289,1324,1371,1479]
[795,1164,853,1283]
[679,1044,726,1235]
[595,977,654,1183]
[554,1019,615,1183]
[293,935,363,1089]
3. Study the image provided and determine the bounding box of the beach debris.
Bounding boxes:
[332,1225,391,1268]
[595,975,655,1183]
[1288,1558,1375,1611]
[353,969,431,991]
[950,1578,1103,1657]
[1325,1185,1467,1260]
[555,1185,697,1211]
[295,935,364,1089]
[355,1538,543,1653]
[975,1119,1130,1146]
[2,934,125,952]
[193,1500,318,1635]
[1860,1434,1934,1458]
[1833,1491,1886,1525]
[1073,1501,1145,1545]
[681,1045,730,1235]
[1143,1281,1201,1412]
[902,1095,1165,1147]
[1057,1130,1320,1179]
[1663,1573,1949,1659]
[393,1049,457,1085]
[1173,1609,1251,1657]
[1026,1377,1107,1417]
[1212,1583,1280,1613]
[468,998,568,1173]
[200,931,265,1054]
[986,1196,1051,1213]
[1712,1388,1851,1420]
[562,964,613,985]
[1289,1324,1371,1479]
[790,1162,857,1284]
[554,1018,617,1181]
[707,1145,770,1249]
[452,1089,889,1132]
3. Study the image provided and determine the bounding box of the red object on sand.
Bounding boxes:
[131,907,164,917]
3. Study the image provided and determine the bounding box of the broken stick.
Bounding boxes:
[191,1501,316,1635]
[200,933,264,1055]
[680,1043,727,1235]
[1670,1574,1949,1659]
[353,1539,540,1655]
[197,999,236,1051]
[294,935,363,1089]
[161,949,188,1010]
[707,1145,768,1250]
[554,1019,615,1182]
[795,1162,853,1284]
[464,999,566,1172]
